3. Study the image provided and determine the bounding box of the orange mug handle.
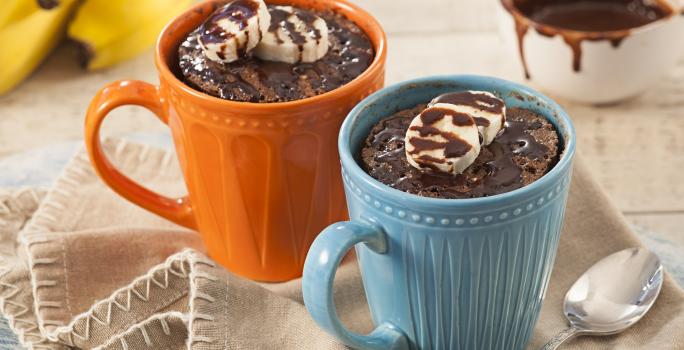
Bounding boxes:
[84,80,197,230]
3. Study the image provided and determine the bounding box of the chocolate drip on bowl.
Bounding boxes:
[501,0,675,76]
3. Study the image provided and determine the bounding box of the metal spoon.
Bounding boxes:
[541,247,663,350]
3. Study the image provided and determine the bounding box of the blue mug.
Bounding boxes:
[302,75,576,350]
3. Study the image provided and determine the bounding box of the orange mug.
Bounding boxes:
[84,0,386,282]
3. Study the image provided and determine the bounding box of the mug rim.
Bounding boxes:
[499,0,680,38]
[338,74,577,207]
[154,0,387,111]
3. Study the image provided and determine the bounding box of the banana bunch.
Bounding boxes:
[0,0,193,96]
[0,0,77,96]
[67,0,193,70]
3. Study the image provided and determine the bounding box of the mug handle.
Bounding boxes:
[303,220,408,350]
[84,80,197,229]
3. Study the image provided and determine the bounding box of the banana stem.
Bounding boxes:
[37,0,60,9]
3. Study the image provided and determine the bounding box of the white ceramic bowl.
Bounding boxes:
[497,0,684,104]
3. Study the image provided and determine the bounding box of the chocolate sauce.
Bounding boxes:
[431,91,505,129]
[431,91,505,114]
[198,0,259,45]
[296,9,323,41]
[474,117,491,127]
[360,104,561,199]
[521,1,668,31]
[178,6,374,103]
[409,136,473,158]
[503,0,674,76]
[407,106,477,166]
[267,7,324,62]
[269,8,305,45]
[420,107,475,126]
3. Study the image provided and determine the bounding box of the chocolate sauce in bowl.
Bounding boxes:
[502,0,675,77]
[521,0,669,31]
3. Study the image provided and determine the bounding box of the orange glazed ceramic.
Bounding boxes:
[84,0,386,282]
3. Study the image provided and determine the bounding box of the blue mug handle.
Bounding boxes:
[303,220,409,350]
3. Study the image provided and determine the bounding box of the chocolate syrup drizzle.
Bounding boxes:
[432,92,505,113]
[502,0,674,77]
[361,101,560,199]
[431,91,505,129]
[199,1,259,43]
[197,0,261,60]
[406,107,476,170]
[268,6,322,62]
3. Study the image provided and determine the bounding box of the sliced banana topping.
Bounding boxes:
[197,0,270,64]
[430,91,506,146]
[254,5,329,64]
[405,103,481,176]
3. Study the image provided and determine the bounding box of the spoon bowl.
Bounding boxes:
[564,247,663,335]
[541,247,664,349]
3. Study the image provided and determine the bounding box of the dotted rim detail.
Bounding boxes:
[342,170,571,227]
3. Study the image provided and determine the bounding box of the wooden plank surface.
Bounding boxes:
[348,0,499,34]
[626,214,684,246]
[0,46,164,159]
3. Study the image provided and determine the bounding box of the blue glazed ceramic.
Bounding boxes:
[302,75,576,350]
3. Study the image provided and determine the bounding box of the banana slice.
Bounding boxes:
[197,0,270,64]
[430,91,506,146]
[405,103,481,175]
[254,5,329,64]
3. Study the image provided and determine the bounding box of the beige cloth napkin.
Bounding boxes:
[1,138,683,350]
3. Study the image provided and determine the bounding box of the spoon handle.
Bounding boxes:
[540,326,581,350]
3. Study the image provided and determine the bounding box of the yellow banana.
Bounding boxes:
[67,0,194,70]
[0,0,78,96]
[0,0,39,30]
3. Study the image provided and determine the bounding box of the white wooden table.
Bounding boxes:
[1,0,682,246]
